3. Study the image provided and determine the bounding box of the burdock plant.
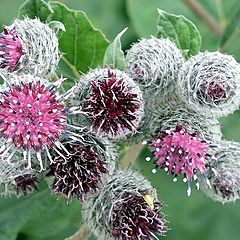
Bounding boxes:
[1,1,240,240]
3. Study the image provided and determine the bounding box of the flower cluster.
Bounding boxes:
[126,36,240,201]
[0,18,150,229]
[2,8,240,240]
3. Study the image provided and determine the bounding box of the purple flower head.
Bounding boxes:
[83,170,168,240]
[75,68,143,138]
[0,74,84,171]
[0,81,67,151]
[50,143,108,202]
[149,126,210,196]
[0,26,23,71]
[111,193,166,240]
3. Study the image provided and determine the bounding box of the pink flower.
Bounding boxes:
[0,26,23,70]
[0,75,83,171]
[150,126,210,196]
[0,81,67,151]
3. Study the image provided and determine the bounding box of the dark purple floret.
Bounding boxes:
[110,194,167,240]
[200,79,228,102]
[50,143,107,202]
[85,70,141,136]
[213,179,235,200]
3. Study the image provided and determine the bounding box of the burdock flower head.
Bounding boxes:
[198,141,240,203]
[0,17,61,77]
[73,68,143,138]
[148,125,213,196]
[0,155,38,197]
[83,170,167,240]
[48,131,117,202]
[125,37,184,91]
[0,74,82,171]
[178,51,240,117]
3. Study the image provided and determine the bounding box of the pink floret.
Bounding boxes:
[0,81,67,151]
[151,126,209,180]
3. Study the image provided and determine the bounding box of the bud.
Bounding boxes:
[0,17,61,77]
[126,37,184,91]
[130,104,222,144]
[178,51,240,117]
[199,141,240,203]
[73,68,143,138]
[83,170,168,239]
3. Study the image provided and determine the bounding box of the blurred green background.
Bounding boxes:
[1,0,240,239]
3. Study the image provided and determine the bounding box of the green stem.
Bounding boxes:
[62,56,81,79]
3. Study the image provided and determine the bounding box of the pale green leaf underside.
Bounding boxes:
[103,27,127,71]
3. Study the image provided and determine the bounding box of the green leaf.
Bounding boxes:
[0,182,81,240]
[157,9,201,58]
[48,1,109,76]
[18,0,53,22]
[18,0,109,78]
[103,28,127,70]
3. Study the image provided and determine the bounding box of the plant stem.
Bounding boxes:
[65,223,90,240]
[62,56,81,79]
[121,143,144,169]
[183,0,224,36]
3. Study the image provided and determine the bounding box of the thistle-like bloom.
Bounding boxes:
[178,51,240,117]
[49,134,117,202]
[0,80,66,150]
[0,157,38,197]
[83,170,167,240]
[148,126,211,196]
[199,141,240,203]
[0,17,61,77]
[0,74,82,171]
[73,68,143,138]
[0,27,23,70]
[125,37,184,90]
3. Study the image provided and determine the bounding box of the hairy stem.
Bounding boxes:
[183,0,224,36]
[121,143,144,169]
